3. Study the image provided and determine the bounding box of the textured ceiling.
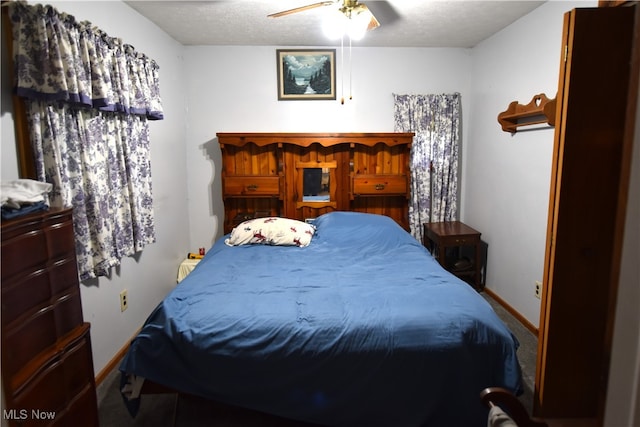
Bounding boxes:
[124,1,546,48]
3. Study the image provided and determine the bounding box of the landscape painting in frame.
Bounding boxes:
[277,49,336,100]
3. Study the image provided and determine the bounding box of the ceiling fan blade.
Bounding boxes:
[268,1,335,18]
[349,4,380,31]
[363,1,401,27]
[363,5,380,31]
[367,15,380,31]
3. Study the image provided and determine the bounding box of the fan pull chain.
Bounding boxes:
[339,35,353,105]
[340,35,345,104]
[349,35,353,101]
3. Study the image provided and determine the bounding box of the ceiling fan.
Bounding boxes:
[268,0,382,34]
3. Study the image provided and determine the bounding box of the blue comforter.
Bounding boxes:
[120,212,522,427]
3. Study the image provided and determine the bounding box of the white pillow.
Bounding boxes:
[225,217,316,247]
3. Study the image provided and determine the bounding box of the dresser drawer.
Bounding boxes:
[4,292,83,383]
[438,234,480,246]
[10,326,97,427]
[1,213,75,282]
[48,258,79,296]
[1,230,48,281]
[224,176,280,197]
[51,385,99,427]
[353,175,407,195]
[43,218,75,261]
[2,258,79,326]
[2,269,52,326]
[12,356,67,420]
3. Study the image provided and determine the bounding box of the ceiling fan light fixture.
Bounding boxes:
[322,6,373,41]
[347,9,371,40]
[322,11,348,40]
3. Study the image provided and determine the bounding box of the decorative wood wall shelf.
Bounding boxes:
[497,94,556,133]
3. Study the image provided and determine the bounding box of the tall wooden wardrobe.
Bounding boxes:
[535,3,638,423]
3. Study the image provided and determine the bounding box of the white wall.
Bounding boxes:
[0,1,190,375]
[183,46,472,247]
[465,1,593,326]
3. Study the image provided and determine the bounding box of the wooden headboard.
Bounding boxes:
[217,132,414,233]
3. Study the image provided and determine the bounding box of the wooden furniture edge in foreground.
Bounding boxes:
[498,94,556,133]
[481,387,548,427]
[481,386,597,427]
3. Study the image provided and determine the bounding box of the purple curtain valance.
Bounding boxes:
[9,2,164,120]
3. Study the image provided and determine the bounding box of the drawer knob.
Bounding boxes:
[375,183,386,190]
[246,184,258,191]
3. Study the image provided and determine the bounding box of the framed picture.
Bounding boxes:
[276,49,336,100]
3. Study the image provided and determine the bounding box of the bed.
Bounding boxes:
[120,211,522,427]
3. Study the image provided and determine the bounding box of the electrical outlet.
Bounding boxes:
[120,289,128,312]
[534,281,542,299]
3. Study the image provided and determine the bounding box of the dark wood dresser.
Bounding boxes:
[1,208,99,426]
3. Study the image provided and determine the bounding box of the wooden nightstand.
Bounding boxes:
[423,221,483,290]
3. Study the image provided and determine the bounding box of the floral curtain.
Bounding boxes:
[9,2,163,280]
[393,93,460,243]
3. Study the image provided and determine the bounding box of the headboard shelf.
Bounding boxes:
[217,132,413,148]
[217,132,414,233]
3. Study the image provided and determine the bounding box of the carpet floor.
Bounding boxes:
[97,292,538,427]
